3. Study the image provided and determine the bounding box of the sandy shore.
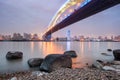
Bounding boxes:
[0,67,120,80]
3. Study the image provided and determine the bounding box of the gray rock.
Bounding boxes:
[113,61,120,65]
[10,77,17,80]
[107,49,112,51]
[102,66,115,71]
[31,71,48,76]
[6,51,23,60]
[64,50,77,58]
[101,53,112,56]
[113,49,120,60]
[28,58,43,67]
[40,54,72,72]
[92,60,103,69]
[112,65,120,69]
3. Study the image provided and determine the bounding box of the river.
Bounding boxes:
[0,41,120,73]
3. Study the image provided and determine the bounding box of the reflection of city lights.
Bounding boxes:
[80,42,84,54]
[67,41,71,51]
[88,42,91,50]
[30,42,34,53]
[42,42,64,56]
[108,42,112,48]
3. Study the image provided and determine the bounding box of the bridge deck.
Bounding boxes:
[43,0,120,39]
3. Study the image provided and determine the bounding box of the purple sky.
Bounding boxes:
[0,0,120,37]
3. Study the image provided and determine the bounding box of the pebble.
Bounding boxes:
[0,68,120,80]
[10,77,17,80]
[102,66,116,71]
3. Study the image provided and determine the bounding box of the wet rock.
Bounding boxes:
[10,77,17,80]
[112,65,120,69]
[96,60,104,64]
[113,49,120,61]
[6,51,23,60]
[102,66,115,71]
[101,53,112,56]
[31,71,48,76]
[40,54,72,72]
[112,61,120,65]
[64,50,77,58]
[28,58,43,67]
[92,60,103,69]
[107,49,112,51]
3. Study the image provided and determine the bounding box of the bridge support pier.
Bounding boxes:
[42,34,52,41]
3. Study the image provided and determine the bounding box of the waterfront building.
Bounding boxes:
[12,33,23,40]
[23,33,32,40]
[79,35,85,41]
[67,30,71,41]
[0,35,3,40]
[114,35,120,41]
[32,34,39,40]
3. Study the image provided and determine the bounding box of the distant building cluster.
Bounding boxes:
[0,33,40,41]
[54,35,120,42]
[0,33,120,42]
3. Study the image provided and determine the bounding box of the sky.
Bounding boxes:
[0,0,120,37]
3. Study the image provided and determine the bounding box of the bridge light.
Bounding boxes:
[69,9,74,13]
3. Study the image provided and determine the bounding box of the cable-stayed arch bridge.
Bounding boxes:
[42,0,120,40]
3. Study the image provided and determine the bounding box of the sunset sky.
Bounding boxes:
[0,0,120,37]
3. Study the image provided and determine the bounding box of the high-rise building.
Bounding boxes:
[67,30,71,41]
[32,34,39,40]
[12,33,23,40]
[79,35,85,41]
[23,33,32,40]
[114,35,120,41]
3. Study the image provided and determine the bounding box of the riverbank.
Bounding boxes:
[0,67,120,80]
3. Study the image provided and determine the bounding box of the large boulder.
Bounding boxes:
[40,54,72,72]
[64,50,77,58]
[6,51,23,60]
[28,58,44,67]
[113,49,120,61]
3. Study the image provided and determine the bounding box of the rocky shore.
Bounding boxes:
[0,67,120,80]
[1,49,120,80]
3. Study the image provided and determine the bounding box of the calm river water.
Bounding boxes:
[0,41,120,73]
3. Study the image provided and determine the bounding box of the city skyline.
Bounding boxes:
[0,32,120,41]
[0,0,120,37]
